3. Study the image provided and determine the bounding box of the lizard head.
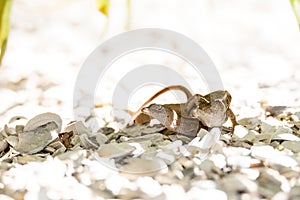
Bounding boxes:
[142,104,177,127]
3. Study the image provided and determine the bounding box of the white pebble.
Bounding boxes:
[187,187,227,200]
[210,154,226,169]
[136,177,162,197]
[251,145,280,159]
[162,184,186,200]
[156,151,175,164]
[105,174,132,195]
[233,125,249,138]
[267,155,298,168]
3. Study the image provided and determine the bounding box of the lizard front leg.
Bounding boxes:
[227,108,238,136]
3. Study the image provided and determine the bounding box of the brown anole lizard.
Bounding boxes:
[131,85,238,136]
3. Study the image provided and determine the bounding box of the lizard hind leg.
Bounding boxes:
[128,85,193,126]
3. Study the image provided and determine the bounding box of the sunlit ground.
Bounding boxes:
[1,1,300,199]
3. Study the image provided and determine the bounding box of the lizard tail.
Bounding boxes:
[128,85,193,126]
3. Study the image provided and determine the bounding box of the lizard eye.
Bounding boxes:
[153,104,163,111]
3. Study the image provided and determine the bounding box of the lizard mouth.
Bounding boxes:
[141,107,150,114]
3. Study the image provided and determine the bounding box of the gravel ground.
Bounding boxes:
[0,0,300,199]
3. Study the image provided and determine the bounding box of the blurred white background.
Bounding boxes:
[0,0,300,123]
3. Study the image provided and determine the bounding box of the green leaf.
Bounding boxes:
[0,0,12,66]
[96,0,109,16]
[290,0,300,28]
[125,0,131,30]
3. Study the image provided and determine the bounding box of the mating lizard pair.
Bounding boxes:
[130,85,238,138]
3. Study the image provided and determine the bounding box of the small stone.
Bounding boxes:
[294,111,300,119]
[281,141,300,152]
[190,180,217,189]
[222,146,251,157]
[251,145,280,160]
[257,168,290,198]
[240,168,260,180]
[196,128,209,138]
[97,127,115,135]
[189,128,220,150]
[227,155,261,168]
[200,160,222,177]
[209,154,226,169]
[163,140,182,151]
[136,176,162,197]
[187,187,227,200]
[238,117,261,130]
[273,133,300,141]
[289,186,300,200]
[241,130,259,142]
[265,106,289,117]
[267,155,298,168]
[221,173,258,194]
[270,126,300,142]
[105,174,134,196]
[272,192,289,200]
[233,125,249,138]
[261,122,276,135]
[156,151,175,165]
[162,184,186,200]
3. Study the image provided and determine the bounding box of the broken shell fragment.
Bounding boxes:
[6,135,19,148]
[281,141,300,153]
[64,121,91,135]
[119,158,167,175]
[15,125,24,135]
[48,140,66,151]
[46,141,67,156]
[4,124,16,136]
[95,132,108,145]
[257,168,290,198]
[8,116,27,124]
[97,143,136,158]
[79,134,99,150]
[15,121,59,154]
[122,124,166,137]
[98,127,115,135]
[127,133,164,143]
[0,139,8,152]
[238,118,261,130]
[24,112,62,132]
[78,132,108,150]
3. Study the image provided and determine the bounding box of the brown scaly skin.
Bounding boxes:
[185,90,238,133]
[142,103,203,137]
[129,85,192,125]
